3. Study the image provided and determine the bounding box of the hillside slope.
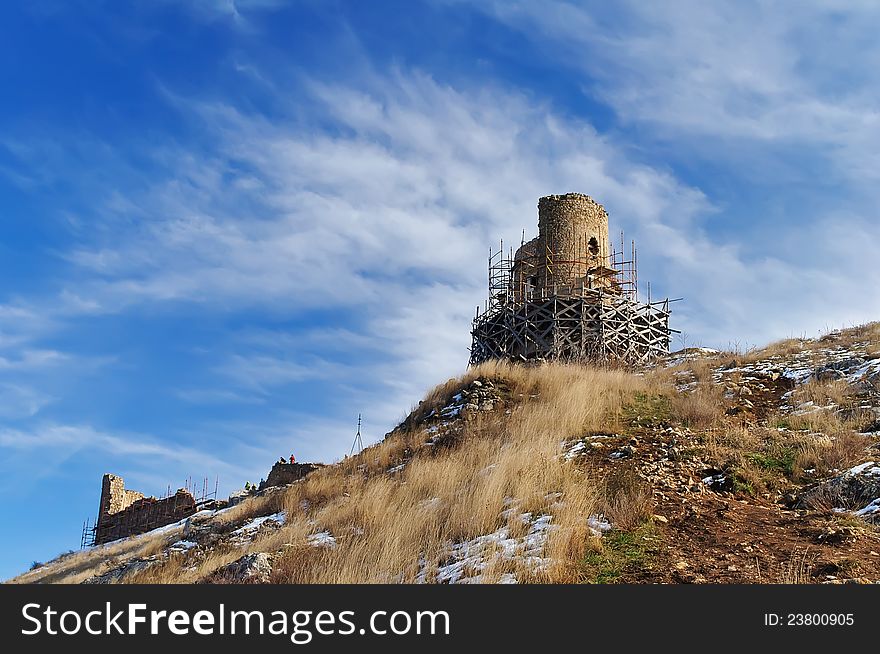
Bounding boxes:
[10,323,880,584]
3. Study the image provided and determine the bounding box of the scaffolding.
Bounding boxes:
[81,476,219,548]
[471,234,673,366]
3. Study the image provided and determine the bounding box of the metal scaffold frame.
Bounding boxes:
[471,236,673,366]
[82,476,219,548]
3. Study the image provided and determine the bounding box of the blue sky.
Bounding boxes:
[2,1,879,579]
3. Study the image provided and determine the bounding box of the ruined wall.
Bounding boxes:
[512,193,612,298]
[99,473,144,518]
[259,462,322,490]
[94,474,196,545]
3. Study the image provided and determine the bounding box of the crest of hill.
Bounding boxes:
[10,322,880,585]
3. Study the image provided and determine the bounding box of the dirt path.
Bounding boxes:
[650,493,880,583]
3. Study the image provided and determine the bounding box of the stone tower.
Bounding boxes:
[471,192,671,365]
[513,193,614,299]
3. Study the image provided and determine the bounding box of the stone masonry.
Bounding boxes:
[513,193,614,298]
[471,192,671,365]
[94,474,197,545]
[259,462,323,491]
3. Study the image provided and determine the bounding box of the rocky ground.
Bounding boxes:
[20,377,516,585]
[564,328,880,583]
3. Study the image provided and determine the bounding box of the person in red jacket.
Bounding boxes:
[290,453,296,463]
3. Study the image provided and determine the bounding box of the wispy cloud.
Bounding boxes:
[0,349,70,370]
[4,0,880,578]
[24,70,719,426]
[0,383,53,419]
[0,422,245,488]
[172,0,288,31]
[468,1,880,179]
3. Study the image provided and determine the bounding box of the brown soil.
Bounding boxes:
[578,392,880,584]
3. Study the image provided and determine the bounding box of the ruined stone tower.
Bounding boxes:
[471,192,671,365]
[513,193,616,299]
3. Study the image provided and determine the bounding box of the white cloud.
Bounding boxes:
[0,349,69,370]
[0,384,53,419]
[0,423,205,460]
[469,1,880,179]
[7,52,879,470]
[0,422,248,489]
[41,70,717,438]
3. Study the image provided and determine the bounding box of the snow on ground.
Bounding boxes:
[664,348,720,368]
[855,499,880,517]
[713,343,880,391]
[564,441,587,460]
[308,531,337,548]
[844,462,880,477]
[587,515,612,537]
[232,511,287,536]
[84,509,219,552]
[439,393,464,418]
[563,434,616,460]
[419,512,555,584]
[169,540,198,551]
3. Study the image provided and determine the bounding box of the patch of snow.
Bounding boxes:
[664,348,720,368]
[232,511,287,536]
[563,441,587,460]
[421,513,555,584]
[587,515,612,537]
[87,509,218,550]
[169,540,198,551]
[855,498,880,516]
[308,531,337,548]
[845,462,880,477]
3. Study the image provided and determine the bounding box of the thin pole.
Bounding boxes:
[350,414,364,456]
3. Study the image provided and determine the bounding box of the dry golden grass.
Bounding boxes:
[123,361,652,584]
[671,383,725,429]
[733,322,880,365]
[792,431,868,480]
[790,378,852,412]
[831,322,880,349]
[737,338,808,364]
[212,493,282,526]
[778,377,872,435]
[7,526,177,584]
[778,548,815,584]
[597,466,654,531]
[21,322,880,585]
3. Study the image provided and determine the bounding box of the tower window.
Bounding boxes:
[588,237,599,256]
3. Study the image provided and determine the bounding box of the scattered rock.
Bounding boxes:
[208,553,274,584]
[796,462,880,514]
[83,557,159,584]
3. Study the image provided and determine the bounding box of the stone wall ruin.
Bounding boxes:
[94,474,197,545]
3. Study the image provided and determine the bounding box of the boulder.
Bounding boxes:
[795,462,880,515]
[211,552,274,584]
